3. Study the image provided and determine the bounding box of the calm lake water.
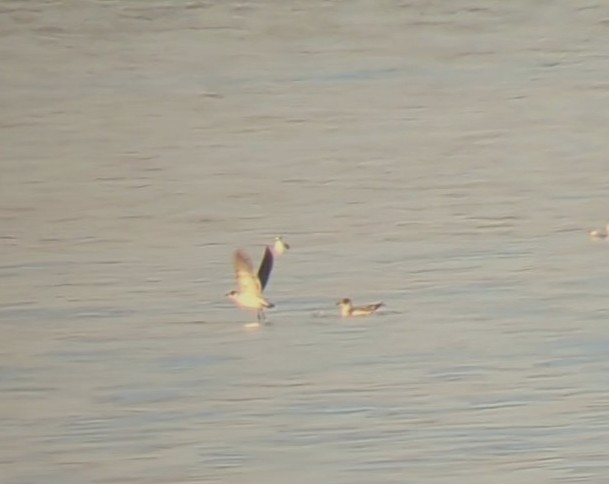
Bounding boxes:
[2,1,609,483]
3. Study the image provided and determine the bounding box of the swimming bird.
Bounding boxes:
[273,236,290,256]
[589,224,609,239]
[226,247,275,323]
[337,298,383,318]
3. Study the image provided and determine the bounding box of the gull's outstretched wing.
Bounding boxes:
[257,246,274,292]
[234,249,261,296]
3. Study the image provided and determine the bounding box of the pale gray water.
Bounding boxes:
[2,1,609,483]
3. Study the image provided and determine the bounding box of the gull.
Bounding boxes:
[589,224,609,240]
[226,247,275,324]
[273,236,290,256]
[337,298,384,318]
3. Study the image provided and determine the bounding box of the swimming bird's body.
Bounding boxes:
[590,224,609,239]
[227,247,274,323]
[338,298,383,318]
[273,236,290,255]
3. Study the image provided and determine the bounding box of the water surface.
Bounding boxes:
[2,1,609,482]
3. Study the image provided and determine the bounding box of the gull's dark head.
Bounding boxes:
[226,290,238,298]
[337,298,351,306]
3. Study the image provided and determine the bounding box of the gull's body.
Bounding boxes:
[226,247,274,323]
[273,236,290,256]
[338,298,383,318]
[589,224,609,239]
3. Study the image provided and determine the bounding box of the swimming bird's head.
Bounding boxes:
[337,298,353,317]
[225,290,239,300]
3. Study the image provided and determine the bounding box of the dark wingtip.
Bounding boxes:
[257,246,274,291]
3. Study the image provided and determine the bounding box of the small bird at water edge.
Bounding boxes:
[273,236,290,255]
[589,224,609,240]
